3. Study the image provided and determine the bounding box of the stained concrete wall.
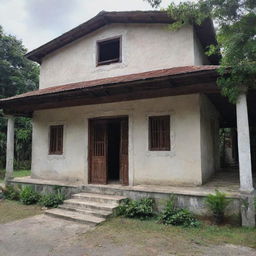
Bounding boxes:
[39,23,209,89]
[31,94,203,186]
[193,30,210,65]
[200,94,220,183]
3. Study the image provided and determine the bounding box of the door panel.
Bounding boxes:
[89,120,107,184]
[120,118,129,185]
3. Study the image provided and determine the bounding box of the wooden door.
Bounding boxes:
[120,118,129,185]
[89,120,108,184]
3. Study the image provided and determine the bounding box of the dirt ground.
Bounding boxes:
[0,215,256,256]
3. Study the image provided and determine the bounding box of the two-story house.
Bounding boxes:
[0,11,255,204]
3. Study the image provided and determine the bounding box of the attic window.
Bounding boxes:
[97,37,121,66]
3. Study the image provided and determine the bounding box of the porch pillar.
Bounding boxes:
[236,93,255,227]
[5,115,15,182]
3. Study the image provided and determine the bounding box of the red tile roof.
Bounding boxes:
[0,65,218,103]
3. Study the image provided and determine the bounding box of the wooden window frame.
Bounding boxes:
[96,36,122,66]
[149,115,170,151]
[49,125,64,155]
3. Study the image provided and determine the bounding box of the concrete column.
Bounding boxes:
[5,116,15,182]
[236,93,254,192]
[236,93,255,227]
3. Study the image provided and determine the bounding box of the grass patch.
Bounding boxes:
[0,200,42,224]
[0,169,31,183]
[82,217,256,253]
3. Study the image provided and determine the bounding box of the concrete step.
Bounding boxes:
[64,199,119,212]
[72,192,126,204]
[59,204,112,218]
[45,208,105,226]
[82,185,125,196]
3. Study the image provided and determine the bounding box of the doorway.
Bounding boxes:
[89,117,128,185]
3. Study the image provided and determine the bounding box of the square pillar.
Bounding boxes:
[236,93,255,227]
[236,93,254,192]
[5,115,15,182]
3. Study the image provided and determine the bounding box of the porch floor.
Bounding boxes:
[204,168,256,192]
[10,170,254,198]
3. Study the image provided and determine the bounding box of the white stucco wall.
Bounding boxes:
[200,94,220,183]
[39,23,208,89]
[31,94,203,186]
[193,30,210,65]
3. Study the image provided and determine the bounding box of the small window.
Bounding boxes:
[149,116,170,151]
[97,37,121,66]
[49,125,63,155]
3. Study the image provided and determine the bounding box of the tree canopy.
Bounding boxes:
[0,26,39,169]
[146,0,256,103]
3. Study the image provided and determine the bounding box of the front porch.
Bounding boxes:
[8,170,246,217]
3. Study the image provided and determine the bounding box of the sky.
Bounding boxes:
[0,0,171,51]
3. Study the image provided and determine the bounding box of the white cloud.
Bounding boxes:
[0,0,172,51]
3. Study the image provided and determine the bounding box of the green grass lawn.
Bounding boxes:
[0,200,42,224]
[0,169,31,183]
[83,217,256,251]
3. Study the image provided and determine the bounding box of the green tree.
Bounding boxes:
[0,26,39,169]
[146,0,256,103]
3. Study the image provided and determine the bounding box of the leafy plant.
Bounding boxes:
[1,185,20,200]
[205,190,231,224]
[39,190,65,208]
[0,169,5,180]
[159,196,200,227]
[20,186,40,205]
[146,0,256,103]
[117,198,155,220]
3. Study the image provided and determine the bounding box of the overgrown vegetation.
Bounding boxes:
[205,189,232,224]
[159,196,200,227]
[0,26,39,169]
[20,186,41,205]
[0,185,65,208]
[39,190,65,208]
[1,184,20,200]
[117,197,200,227]
[117,198,155,220]
[146,0,256,103]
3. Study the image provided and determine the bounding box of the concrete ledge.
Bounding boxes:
[7,177,243,216]
[7,177,83,198]
[83,184,242,216]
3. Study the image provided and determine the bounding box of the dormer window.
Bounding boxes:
[97,37,121,66]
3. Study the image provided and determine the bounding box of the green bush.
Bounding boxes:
[1,185,20,200]
[117,198,155,220]
[20,186,40,205]
[205,190,231,224]
[159,196,200,227]
[39,190,65,208]
[0,169,5,180]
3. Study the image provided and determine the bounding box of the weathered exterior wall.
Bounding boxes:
[193,30,210,65]
[200,94,220,183]
[39,24,208,89]
[31,94,202,186]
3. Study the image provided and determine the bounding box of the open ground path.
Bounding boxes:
[0,215,256,256]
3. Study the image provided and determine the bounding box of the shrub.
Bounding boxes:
[159,196,200,227]
[0,169,5,180]
[205,189,231,224]
[117,198,155,220]
[1,185,20,200]
[39,190,65,208]
[20,186,40,205]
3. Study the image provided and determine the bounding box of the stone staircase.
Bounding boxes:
[45,192,126,226]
